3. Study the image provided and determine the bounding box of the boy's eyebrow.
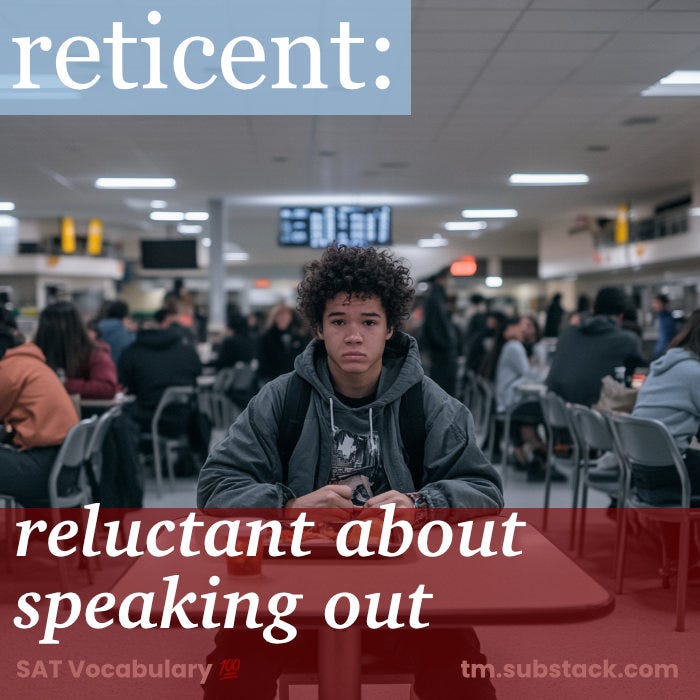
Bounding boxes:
[326,311,382,318]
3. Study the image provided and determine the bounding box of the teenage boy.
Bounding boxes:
[198,245,503,699]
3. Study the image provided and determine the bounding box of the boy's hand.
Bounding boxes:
[286,485,354,509]
[365,490,414,508]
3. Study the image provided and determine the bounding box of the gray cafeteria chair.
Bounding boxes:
[47,416,99,588]
[568,404,622,562]
[150,386,196,495]
[540,392,579,543]
[84,404,123,500]
[608,413,700,632]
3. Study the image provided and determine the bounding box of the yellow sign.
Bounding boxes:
[61,217,76,254]
[615,204,629,244]
[87,218,103,256]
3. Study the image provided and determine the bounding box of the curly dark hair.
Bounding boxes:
[297,245,414,332]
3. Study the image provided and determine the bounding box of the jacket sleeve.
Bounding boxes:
[418,381,504,509]
[65,347,118,399]
[197,379,295,508]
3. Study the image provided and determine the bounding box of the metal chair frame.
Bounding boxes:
[540,392,580,543]
[608,413,700,632]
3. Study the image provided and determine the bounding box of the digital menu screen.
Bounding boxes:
[279,205,392,248]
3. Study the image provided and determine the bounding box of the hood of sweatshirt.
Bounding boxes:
[648,346,698,376]
[293,331,424,409]
[134,325,185,350]
[2,342,47,364]
[578,315,620,335]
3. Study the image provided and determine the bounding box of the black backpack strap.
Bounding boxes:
[399,382,425,489]
[277,372,312,484]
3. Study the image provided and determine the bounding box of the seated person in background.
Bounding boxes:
[35,301,118,400]
[465,310,505,374]
[546,286,643,406]
[97,300,135,364]
[198,244,502,700]
[0,324,79,506]
[257,304,306,384]
[633,309,700,504]
[118,308,204,460]
[481,317,550,481]
[214,313,257,370]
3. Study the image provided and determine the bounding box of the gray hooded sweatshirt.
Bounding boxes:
[633,347,700,451]
[197,332,503,509]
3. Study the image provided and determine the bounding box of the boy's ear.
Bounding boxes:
[385,327,394,340]
[315,323,324,340]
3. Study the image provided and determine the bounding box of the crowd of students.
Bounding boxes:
[1,247,699,514]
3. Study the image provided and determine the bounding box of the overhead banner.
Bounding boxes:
[0,0,410,115]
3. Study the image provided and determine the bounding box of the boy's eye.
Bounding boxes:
[331,319,344,326]
[364,320,377,326]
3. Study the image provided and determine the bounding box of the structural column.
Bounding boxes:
[207,198,227,330]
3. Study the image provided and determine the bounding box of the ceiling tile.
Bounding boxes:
[514,10,638,32]
[414,10,522,32]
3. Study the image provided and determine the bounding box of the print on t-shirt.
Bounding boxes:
[329,426,383,506]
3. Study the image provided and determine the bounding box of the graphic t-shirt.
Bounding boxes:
[328,390,390,505]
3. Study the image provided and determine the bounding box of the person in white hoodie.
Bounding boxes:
[633,309,700,504]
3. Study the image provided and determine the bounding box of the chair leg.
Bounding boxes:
[577,483,588,556]
[486,415,496,462]
[500,413,511,486]
[675,517,691,632]
[615,508,629,595]
[568,461,581,551]
[152,435,164,497]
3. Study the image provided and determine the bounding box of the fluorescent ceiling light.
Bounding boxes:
[461,209,517,219]
[150,199,167,209]
[642,84,700,97]
[0,215,17,226]
[201,237,212,248]
[660,71,700,85]
[225,252,249,262]
[690,207,700,217]
[509,173,589,185]
[150,211,184,221]
[485,276,503,288]
[444,221,487,231]
[0,201,15,211]
[417,234,448,248]
[184,211,209,221]
[177,224,203,235]
[95,177,176,189]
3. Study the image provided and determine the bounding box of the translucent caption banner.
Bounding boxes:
[0,0,411,115]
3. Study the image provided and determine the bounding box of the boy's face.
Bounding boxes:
[317,293,393,383]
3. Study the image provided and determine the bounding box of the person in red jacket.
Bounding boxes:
[34,301,118,399]
[0,324,79,506]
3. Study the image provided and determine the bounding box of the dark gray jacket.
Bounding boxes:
[546,316,642,406]
[197,332,503,509]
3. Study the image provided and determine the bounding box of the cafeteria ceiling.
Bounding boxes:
[3,0,700,277]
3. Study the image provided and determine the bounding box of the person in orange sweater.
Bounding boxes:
[35,301,118,400]
[0,324,79,506]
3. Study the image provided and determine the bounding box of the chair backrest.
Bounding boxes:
[84,406,123,487]
[569,404,613,453]
[608,413,691,507]
[48,416,98,508]
[540,392,570,429]
[471,376,494,444]
[151,386,196,435]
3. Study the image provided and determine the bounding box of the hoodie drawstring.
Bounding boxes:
[329,396,376,450]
